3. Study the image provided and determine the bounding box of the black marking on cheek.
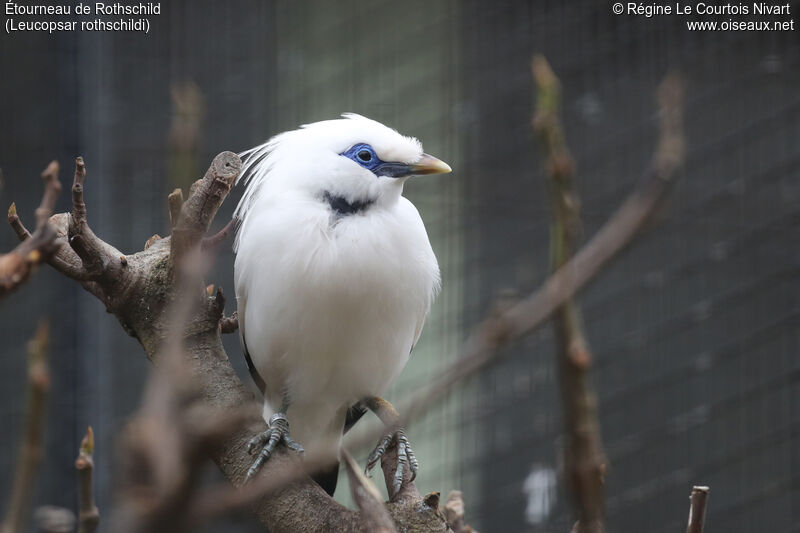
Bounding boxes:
[322,191,375,217]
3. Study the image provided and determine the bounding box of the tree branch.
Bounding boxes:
[168,188,184,230]
[342,449,398,533]
[75,427,99,533]
[1,321,50,533]
[201,217,236,251]
[686,486,709,533]
[169,152,239,273]
[443,491,477,533]
[532,54,607,533]
[219,310,238,334]
[0,163,62,299]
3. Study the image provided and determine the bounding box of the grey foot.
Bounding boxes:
[245,413,304,482]
[365,428,418,494]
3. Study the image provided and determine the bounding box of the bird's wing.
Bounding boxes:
[237,294,267,395]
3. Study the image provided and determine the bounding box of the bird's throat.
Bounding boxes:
[322,191,375,217]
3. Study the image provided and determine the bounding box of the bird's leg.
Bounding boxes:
[363,396,418,495]
[245,398,304,482]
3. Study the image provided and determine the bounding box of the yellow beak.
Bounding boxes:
[409,153,452,175]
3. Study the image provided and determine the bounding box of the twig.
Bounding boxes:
[342,449,398,533]
[533,55,607,533]
[686,486,709,533]
[1,321,51,533]
[201,218,236,251]
[219,310,239,334]
[68,158,122,281]
[444,491,477,533]
[0,163,62,299]
[168,188,184,230]
[75,427,99,533]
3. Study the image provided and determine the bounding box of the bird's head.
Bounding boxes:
[234,113,451,222]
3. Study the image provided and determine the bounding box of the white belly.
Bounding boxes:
[234,194,439,449]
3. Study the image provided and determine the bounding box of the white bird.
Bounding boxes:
[233,113,450,495]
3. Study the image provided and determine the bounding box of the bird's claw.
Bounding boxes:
[245,413,304,483]
[365,428,418,495]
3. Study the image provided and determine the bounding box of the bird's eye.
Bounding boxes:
[357,150,373,163]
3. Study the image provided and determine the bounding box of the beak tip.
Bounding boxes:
[414,153,452,176]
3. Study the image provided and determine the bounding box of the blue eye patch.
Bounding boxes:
[340,143,411,178]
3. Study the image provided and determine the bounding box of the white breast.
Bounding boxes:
[234,192,439,449]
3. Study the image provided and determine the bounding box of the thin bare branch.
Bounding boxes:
[342,449,398,533]
[70,157,87,230]
[533,54,607,533]
[444,491,477,533]
[67,157,122,281]
[7,203,31,241]
[686,486,709,533]
[1,321,51,533]
[168,188,184,230]
[75,427,99,533]
[1,164,62,299]
[201,217,236,251]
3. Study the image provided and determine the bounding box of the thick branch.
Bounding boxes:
[1,321,50,533]
[686,486,709,533]
[75,427,99,533]
[533,55,607,533]
[169,152,240,271]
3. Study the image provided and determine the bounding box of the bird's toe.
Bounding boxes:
[365,428,419,494]
[244,415,304,482]
[247,429,271,456]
